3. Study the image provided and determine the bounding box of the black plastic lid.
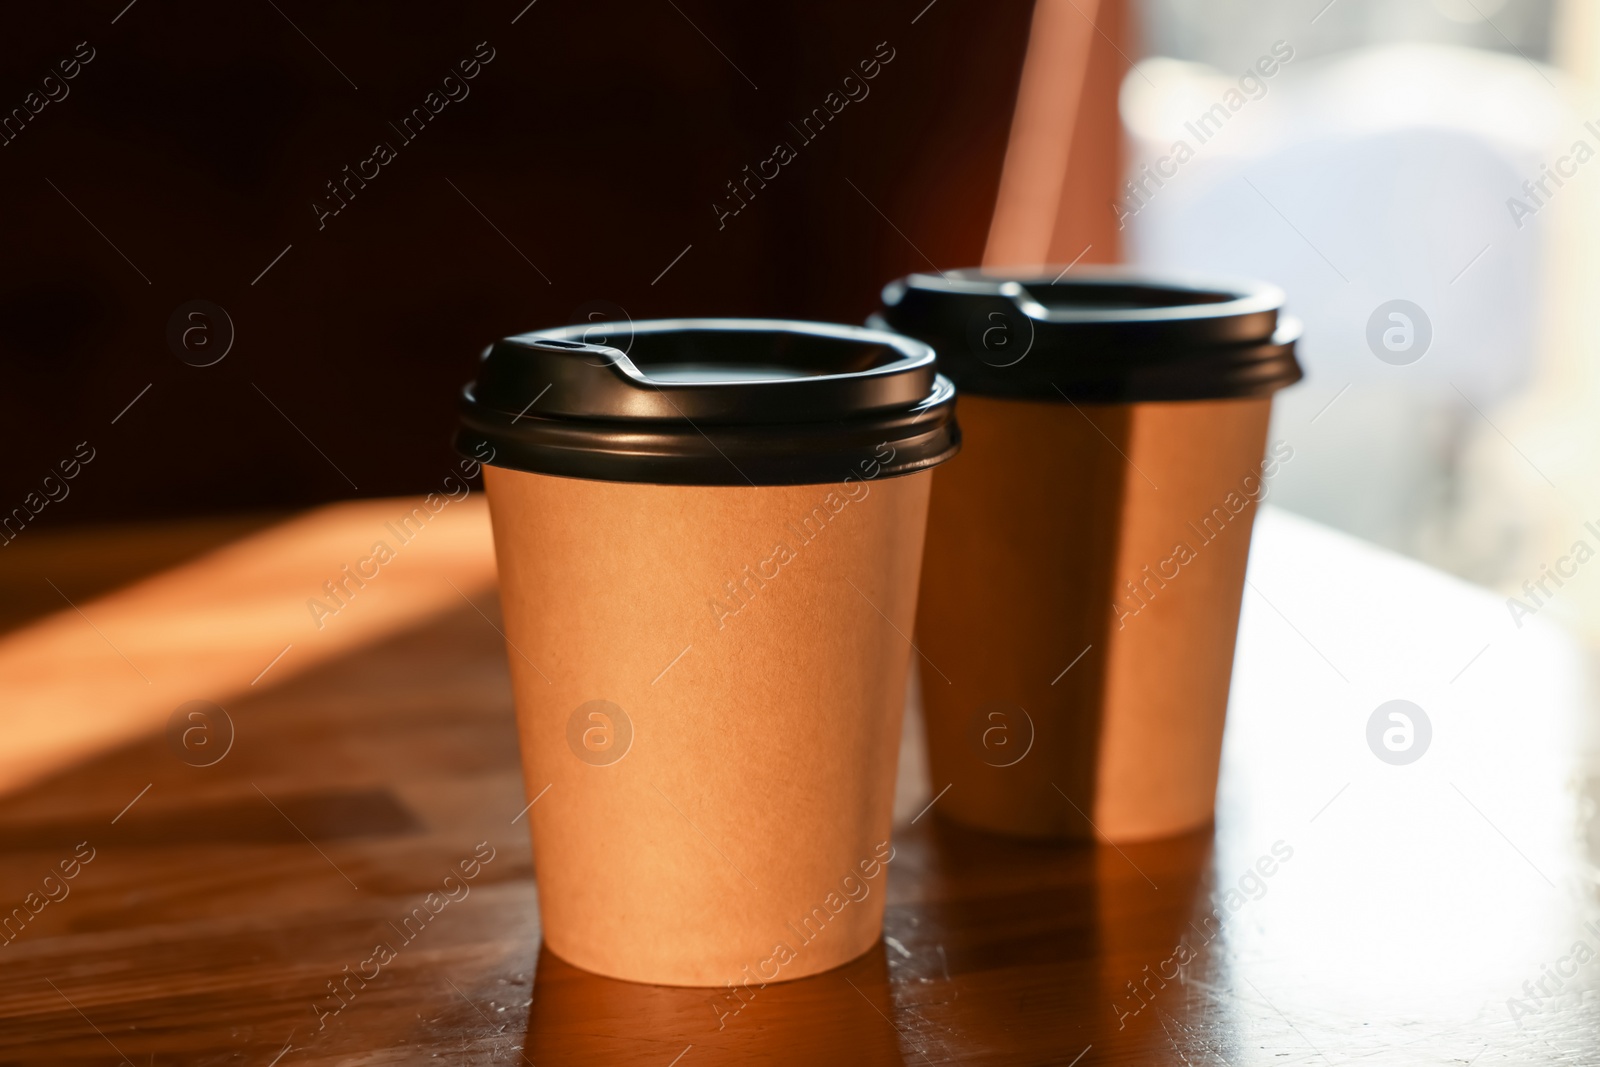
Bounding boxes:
[455,318,959,486]
[873,267,1303,403]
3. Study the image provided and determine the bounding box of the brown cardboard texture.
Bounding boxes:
[484,463,932,986]
[916,394,1274,842]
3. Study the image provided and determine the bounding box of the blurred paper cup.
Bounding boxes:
[456,319,958,985]
[874,270,1301,842]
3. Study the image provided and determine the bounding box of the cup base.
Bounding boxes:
[537,922,885,988]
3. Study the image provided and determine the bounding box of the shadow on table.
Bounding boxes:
[525,941,904,1065]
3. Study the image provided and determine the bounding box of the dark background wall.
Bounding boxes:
[0,1,1033,529]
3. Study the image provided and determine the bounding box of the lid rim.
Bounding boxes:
[457,319,959,485]
[875,268,1304,403]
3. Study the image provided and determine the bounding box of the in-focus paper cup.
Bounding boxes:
[873,270,1302,842]
[455,319,958,985]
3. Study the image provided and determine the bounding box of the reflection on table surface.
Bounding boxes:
[0,503,1594,1065]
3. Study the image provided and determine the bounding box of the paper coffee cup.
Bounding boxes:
[873,270,1302,842]
[456,319,958,985]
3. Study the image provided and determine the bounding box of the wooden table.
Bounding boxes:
[1,502,1594,1065]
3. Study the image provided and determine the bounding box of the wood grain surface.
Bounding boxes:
[0,503,1595,1065]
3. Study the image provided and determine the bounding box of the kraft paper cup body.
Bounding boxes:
[917,393,1275,841]
[484,465,929,985]
[455,318,958,985]
[875,269,1301,843]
